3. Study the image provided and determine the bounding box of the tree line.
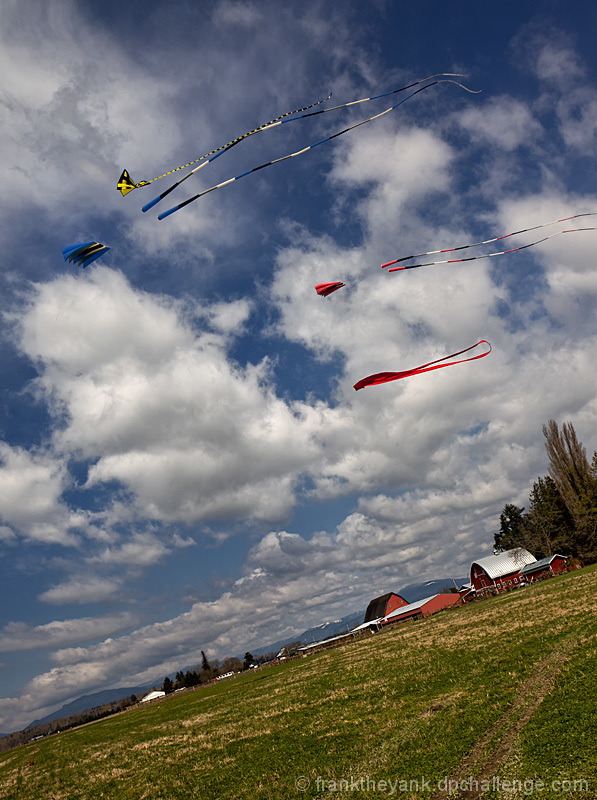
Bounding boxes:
[161,650,273,694]
[495,420,597,563]
[0,694,139,753]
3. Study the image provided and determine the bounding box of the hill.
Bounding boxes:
[1,564,595,799]
[398,576,467,602]
[26,686,151,729]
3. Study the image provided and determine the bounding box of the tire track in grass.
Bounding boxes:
[429,637,581,800]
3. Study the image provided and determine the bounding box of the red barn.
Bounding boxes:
[381,593,461,627]
[363,592,408,623]
[470,549,537,595]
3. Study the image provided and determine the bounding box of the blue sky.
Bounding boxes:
[1,0,596,732]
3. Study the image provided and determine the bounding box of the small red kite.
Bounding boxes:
[315,282,345,297]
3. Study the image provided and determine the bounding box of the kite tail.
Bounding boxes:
[381,213,597,270]
[118,91,333,197]
[157,78,480,220]
[353,340,492,390]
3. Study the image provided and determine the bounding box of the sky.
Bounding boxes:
[1,0,596,733]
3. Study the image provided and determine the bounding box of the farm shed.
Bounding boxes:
[470,548,536,595]
[521,554,567,581]
[458,583,475,602]
[363,592,409,623]
[381,593,461,627]
[140,690,165,703]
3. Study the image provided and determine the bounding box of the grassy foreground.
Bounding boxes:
[1,566,596,800]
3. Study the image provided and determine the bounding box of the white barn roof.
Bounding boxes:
[521,554,566,573]
[471,549,536,580]
[383,595,438,621]
[141,690,165,702]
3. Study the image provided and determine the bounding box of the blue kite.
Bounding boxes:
[62,241,110,268]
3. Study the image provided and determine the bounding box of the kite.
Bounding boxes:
[381,213,597,272]
[62,242,110,268]
[117,92,333,198]
[134,72,471,212]
[353,340,492,390]
[315,282,345,297]
[153,76,480,219]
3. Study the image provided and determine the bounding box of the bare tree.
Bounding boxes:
[542,420,597,562]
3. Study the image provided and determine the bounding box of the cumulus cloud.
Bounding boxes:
[0,444,75,545]
[14,268,322,524]
[457,96,543,150]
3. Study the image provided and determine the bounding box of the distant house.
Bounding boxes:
[140,690,165,703]
[457,583,475,602]
[363,592,409,624]
[470,548,537,595]
[381,593,461,627]
[520,554,568,582]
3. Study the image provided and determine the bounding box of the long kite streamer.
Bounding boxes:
[353,340,492,390]
[117,93,333,198]
[382,214,597,271]
[139,73,467,211]
[156,77,480,220]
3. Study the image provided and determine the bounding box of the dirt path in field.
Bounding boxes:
[428,639,578,800]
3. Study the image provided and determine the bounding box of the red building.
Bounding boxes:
[363,592,409,623]
[520,554,568,582]
[381,593,461,626]
[470,548,537,595]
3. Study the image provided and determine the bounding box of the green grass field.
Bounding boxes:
[1,565,596,799]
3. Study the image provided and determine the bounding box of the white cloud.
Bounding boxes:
[0,1,181,217]
[89,531,170,566]
[0,444,75,545]
[0,612,137,652]
[212,1,263,27]
[15,268,324,525]
[457,96,543,151]
[37,576,123,605]
[0,525,16,543]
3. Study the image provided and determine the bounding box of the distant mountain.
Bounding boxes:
[27,686,151,728]
[397,577,468,604]
[250,610,364,657]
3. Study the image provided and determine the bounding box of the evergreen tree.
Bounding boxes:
[163,676,174,694]
[201,650,210,672]
[525,475,575,558]
[494,504,528,552]
[243,652,254,670]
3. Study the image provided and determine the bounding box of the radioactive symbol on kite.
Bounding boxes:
[117,169,149,197]
[62,242,110,268]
